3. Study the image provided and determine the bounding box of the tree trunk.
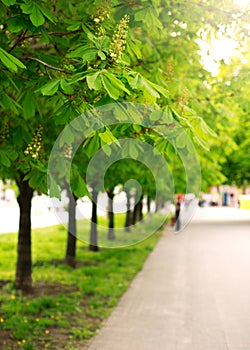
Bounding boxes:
[146,195,152,222]
[147,196,151,213]
[139,195,143,221]
[15,174,33,293]
[107,189,115,240]
[89,190,99,252]
[155,199,160,213]
[124,189,132,231]
[65,192,77,268]
[161,197,165,209]
[243,179,247,195]
[133,194,143,224]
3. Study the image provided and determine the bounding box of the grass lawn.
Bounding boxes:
[0,213,167,350]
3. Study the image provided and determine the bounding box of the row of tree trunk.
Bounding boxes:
[88,189,144,251]
[14,177,146,292]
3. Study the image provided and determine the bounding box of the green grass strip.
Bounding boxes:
[0,213,167,350]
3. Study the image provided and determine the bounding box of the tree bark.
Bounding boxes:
[107,189,115,240]
[243,180,247,195]
[15,174,33,293]
[65,192,77,267]
[155,199,160,213]
[89,190,99,251]
[147,196,151,213]
[124,189,132,231]
[133,194,143,224]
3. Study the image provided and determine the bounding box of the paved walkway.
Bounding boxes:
[87,207,250,350]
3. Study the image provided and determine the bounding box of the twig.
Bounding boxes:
[23,30,81,41]
[45,67,52,80]
[28,57,71,74]
[29,43,54,50]
[8,30,28,53]
[7,30,81,53]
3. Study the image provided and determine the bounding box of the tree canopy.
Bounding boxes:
[0,0,249,291]
[0,0,249,193]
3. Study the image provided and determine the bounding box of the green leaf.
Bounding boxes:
[163,106,174,123]
[2,0,16,5]
[155,138,168,154]
[102,71,131,95]
[6,149,18,160]
[67,47,98,61]
[171,108,183,120]
[99,128,119,145]
[150,110,164,121]
[139,76,160,98]
[98,50,106,60]
[60,79,74,95]
[102,144,112,156]
[150,81,168,98]
[41,79,60,96]
[55,104,77,125]
[28,171,46,189]
[61,126,75,145]
[23,92,35,119]
[85,133,100,158]
[101,75,120,100]
[20,2,34,14]
[86,71,102,90]
[200,118,217,137]
[37,4,57,23]
[126,104,144,124]
[175,130,187,149]
[121,142,140,158]
[48,175,61,199]
[193,135,209,151]
[127,39,142,59]
[0,152,11,167]
[133,125,142,132]
[135,7,162,30]
[40,27,50,44]
[6,52,26,69]
[67,22,81,31]
[30,6,45,27]
[134,9,147,21]
[1,93,20,114]
[126,73,140,89]
[81,48,98,61]
[146,7,162,29]
[0,47,26,72]
[7,17,24,33]
[87,32,97,43]
[112,102,131,122]
[71,175,89,198]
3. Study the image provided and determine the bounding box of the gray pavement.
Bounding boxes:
[87,207,250,350]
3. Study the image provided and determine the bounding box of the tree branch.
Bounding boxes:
[28,57,71,74]
[45,67,53,80]
[8,30,81,53]
[8,30,28,53]
[23,30,81,41]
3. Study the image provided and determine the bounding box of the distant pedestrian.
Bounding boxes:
[175,199,181,231]
[230,193,235,207]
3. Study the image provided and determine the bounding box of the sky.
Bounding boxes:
[196,0,249,76]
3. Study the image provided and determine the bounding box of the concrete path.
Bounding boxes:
[87,207,250,350]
